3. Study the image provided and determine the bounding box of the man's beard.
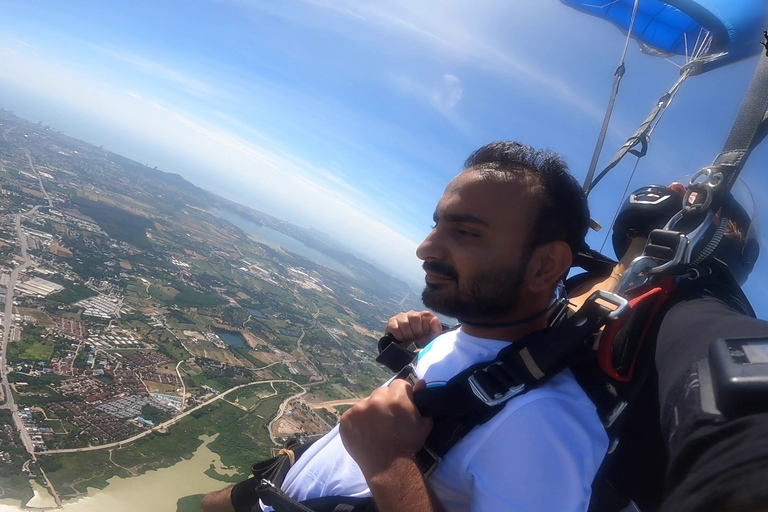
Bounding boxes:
[421,260,528,321]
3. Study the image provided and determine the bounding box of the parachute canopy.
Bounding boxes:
[561,0,768,70]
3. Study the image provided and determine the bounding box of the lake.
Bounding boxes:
[243,307,266,319]
[214,328,248,349]
[211,209,352,275]
[0,435,237,512]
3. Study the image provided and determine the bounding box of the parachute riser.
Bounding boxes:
[611,49,768,293]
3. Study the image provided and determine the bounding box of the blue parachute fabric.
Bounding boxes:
[561,0,768,62]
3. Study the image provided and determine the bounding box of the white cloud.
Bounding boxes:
[93,47,217,99]
[434,74,463,110]
[227,0,606,121]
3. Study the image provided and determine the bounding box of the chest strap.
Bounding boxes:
[376,291,628,474]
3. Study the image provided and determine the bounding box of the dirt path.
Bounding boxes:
[309,399,361,409]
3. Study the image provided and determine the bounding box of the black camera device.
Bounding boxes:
[708,337,768,417]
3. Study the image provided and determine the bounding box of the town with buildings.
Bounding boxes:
[0,110,422,507]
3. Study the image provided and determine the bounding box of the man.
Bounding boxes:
[202,141,608,512]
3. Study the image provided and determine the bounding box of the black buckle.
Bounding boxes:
[468,362,526,406]
[644,229,686,264]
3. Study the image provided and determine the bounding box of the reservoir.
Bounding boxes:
[211,209,352,275]
[214,328,248,349]
[243,307,266,319]
[0,435,237,512]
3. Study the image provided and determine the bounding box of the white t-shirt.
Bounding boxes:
[280,328,608,512]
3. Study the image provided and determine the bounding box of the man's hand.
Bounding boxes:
[339,379,433,477]
[339,380,443,512]
[385,310,442,348]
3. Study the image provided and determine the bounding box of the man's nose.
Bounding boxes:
[416,229,443,261]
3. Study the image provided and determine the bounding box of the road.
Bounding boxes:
[0,151,58,504]
[267,385,307,446]
[39,378,305,455]
[24,149,53,208]
[175,360,187,410]
[1,210,38,451]
[0,205,61,506]
[309,398,361,409]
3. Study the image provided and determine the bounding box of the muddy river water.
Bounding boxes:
[0,435,236,512]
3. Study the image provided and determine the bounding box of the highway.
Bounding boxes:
[175,360,187,411]
[24,149,54,208]
[0,150,59,505]
[1,210,39,456]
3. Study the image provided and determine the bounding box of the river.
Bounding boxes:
[210,209,352,275]
[0,435,236,512]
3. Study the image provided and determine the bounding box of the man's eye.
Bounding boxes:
[456,229,479,237]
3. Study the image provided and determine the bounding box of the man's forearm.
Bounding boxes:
[201,485,235,512]
[365,457,446,512]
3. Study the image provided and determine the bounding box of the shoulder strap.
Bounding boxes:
[375,292,627,474]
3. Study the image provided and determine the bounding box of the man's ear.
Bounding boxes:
[525,241,573,294]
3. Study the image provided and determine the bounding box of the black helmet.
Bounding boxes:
[612,183,760,285]
[612,185,684,261]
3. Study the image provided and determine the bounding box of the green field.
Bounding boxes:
[171,284,226,308]
[7,324,56,362]
[229,383,276,409]
[149,284,179,303]
[47,283,98,305]
[125,279,150,299]
[40,382,300,498]
[230,347,266,368]
[71,196,154,251]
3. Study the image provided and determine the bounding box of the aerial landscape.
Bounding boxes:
[0,1,767,511]
[0,109,422,510]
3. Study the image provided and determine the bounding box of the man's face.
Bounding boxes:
[416,169,538,321]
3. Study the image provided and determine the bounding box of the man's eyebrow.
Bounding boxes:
[433,212,490,226]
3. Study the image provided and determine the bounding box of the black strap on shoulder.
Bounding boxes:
[413,292,626,418]
[398,292,627,474]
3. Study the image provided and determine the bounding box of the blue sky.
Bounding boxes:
[0,0,767,315]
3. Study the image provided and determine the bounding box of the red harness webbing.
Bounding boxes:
[598,276,677,382]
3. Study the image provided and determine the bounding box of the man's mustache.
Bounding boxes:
[422,261,458,280]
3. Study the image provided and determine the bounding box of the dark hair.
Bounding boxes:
[463,141,590,257]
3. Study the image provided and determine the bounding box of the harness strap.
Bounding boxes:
[255,482,317,512]
[376,334,417,374]
[255,481,375,512]
[247,438,377,512]
[711,52,768,209]
[395,292,627,476]
[376,324,457,374]
[598,276,677,382]
[251,438,313,486]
